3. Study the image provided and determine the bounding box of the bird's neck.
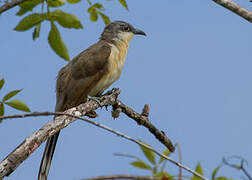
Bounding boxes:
[106,38,129,65]
[101,32,134,49]
[113,38,130,50]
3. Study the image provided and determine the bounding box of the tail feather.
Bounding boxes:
[38,131,60,180]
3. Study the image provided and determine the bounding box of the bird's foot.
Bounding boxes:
[103,88,119,96]
[87,95,102,107]
[86,110,98,118]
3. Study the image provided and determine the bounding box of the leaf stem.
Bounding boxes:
[46,0,50,15]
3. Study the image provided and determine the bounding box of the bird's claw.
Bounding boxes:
[104,88,119,96]
[87,95,102,107]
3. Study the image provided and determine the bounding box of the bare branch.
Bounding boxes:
[0,90,120,179]
[223,156,252,180]
[175,143,182,180]
[0,0,28,14]
[0,111,207,180]
[212,0,252,23]
[78,119,208,180]
[113,101,175,152]
[83,174,155,180]
[113,153,141,161]
[0,89,176,179]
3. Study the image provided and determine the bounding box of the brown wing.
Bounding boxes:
[55,40,111,112]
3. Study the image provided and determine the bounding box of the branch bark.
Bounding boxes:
[113,102,175,152]
[0,89,175,179]
[0,0,28,14]
[0,89,119,179]
[212,0,252,23]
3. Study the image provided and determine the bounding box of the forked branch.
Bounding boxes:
[0,89,176,179]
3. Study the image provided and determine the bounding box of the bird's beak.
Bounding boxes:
[133,28,146,36]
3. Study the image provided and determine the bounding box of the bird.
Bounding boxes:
[38,21,146,180]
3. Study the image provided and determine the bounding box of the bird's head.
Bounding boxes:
[101,21,146,44]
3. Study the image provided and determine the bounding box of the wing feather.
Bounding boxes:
[55,40,111,112]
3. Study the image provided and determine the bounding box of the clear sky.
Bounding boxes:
[1,0,251,179]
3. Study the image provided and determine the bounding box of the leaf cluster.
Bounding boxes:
[129,142,173,179]
[121,142,233,180]
[13,0,128,61]
[0,78,30,122]
[87,3,110,25]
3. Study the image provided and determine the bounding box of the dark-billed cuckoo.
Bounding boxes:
[38,21,146,180]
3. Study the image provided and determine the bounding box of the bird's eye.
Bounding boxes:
[123,26,130,31]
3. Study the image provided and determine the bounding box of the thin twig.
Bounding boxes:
[70,113,207,180]
[78,115,208,180]
[83,174,155,180]
[223,156,252,180]
[0,90,120,179]
[113,153,141,161]
[0,0,27,14]
[0,111,208,180]
[1,94,175,152]
[0,104,207,179]
[212,0,252,23]
[0,89,175,179]
[175,143,182,180]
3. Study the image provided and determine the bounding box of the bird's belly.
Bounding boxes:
[89,70,121,96]
[89,43,127,96]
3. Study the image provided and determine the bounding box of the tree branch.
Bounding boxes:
[223,156,252,180]
[0,110,208,180]
[0,89,176,179]
[0,0,28,14]
[212,0,252,23]
[83,174,155,180]
[0,90,119,179]
[113,102,175,152]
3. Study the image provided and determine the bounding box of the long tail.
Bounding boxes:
[38,131,60,180]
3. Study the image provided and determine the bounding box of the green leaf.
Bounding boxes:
[67,0,80,4]
[5,99,30,112]
[48,22,70,61]
[140,143,156,165]
[88,3,104,11]
[16,0,43,16]
[0,78,5,91]
[118,0,128,10]
[92,3,104,10]
[130,161,152,170]
[87,4,101,22]
[191,163,204,180]
[89,9,98,22]
[212,166,221,180]
[154,171,172,179]
[51,9,83,29]
[32,22,41,40]
[0,102,4,117]
[14,13,45,31]
[216,177,231,180]
[47,0,65,7]
[159,148,170,164]
[87,6,93,13]
[3,89,22,102]
[97,11,110,25]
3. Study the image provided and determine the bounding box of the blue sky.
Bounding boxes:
[0,0,251,179]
